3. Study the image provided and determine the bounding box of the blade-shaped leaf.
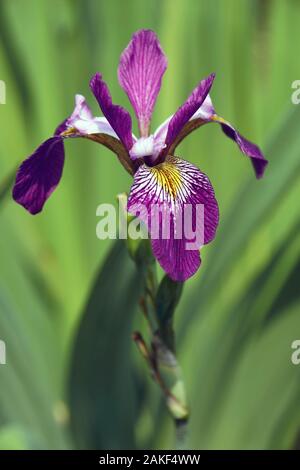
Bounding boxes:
[69,240,144,449]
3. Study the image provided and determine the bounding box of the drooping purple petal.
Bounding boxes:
[118,29,167,137]
[90,72,133,150]
[54,119,69,136]
[180,98,268,179]
[215,117,268,179]
[12,136,65,214]
[158,74,215,160]
[127,156,219,281]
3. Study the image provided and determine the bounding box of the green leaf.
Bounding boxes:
[0,169,15,207]
[156,276,183,351]
[68,240,144,449]
[156,276,183,325]
[0,285,68,449]
[0,425,42,450]
[205,302,300,449]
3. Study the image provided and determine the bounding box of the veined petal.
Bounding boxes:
[71,116,118,137]
[118,29,167,137]
[90,72,133,150]
[169,95,268,179]
[57,93,135,175]
[127,156,219,281]
[13,91,136,216]
[13,136,65,214]
[55,94,119,138]
[157,74,215,161]
[151,95,214,156]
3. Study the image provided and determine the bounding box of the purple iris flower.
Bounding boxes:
[13,29,268,282]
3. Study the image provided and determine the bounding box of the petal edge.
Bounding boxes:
[118,29,167,137]
[90,72,133,150]
[13,136,65,214]
[127,156,219,281]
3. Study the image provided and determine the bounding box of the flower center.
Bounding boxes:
[150,156,182,200]
[129,136,154,160]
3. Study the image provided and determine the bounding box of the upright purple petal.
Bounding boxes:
[160,74,215,159]
[13,136,65,214]
[90,72,133,150]
[128,156,219,281]
[118,29,167,137]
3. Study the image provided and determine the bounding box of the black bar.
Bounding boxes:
[0,450,298,466]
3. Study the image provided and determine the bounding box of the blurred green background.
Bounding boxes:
[0,0,300,450]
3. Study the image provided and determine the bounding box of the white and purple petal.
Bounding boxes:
[65,94,135,173]
[55,94,119,138]
[12,136,65,214]
[187,97,268,178]
[129,135,154,160]
[54,119,69,136]
[13,92,135,215]
[55,94,94,136]
[69,94,94,121]
[90,72,133,150]
[118,29,167,137]
[71,116,119,137]
[127,156,219,281]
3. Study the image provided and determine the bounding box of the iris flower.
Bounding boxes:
[13,29,268,282]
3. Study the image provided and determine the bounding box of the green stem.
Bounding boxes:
[130,240,189,448]
[175,419,189,450]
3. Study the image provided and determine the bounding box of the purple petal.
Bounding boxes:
[90,72,133,150]
[191,94,215,120]
[69,94,94,121]
[54,94,119,138]
[127,156,219,281]
[190,101,268,178]
[218,120,268,179]
[54,119,69,136]
[151,236,202,282]
[55,95,93,136]
[13,136,65,214]
[161,74,215,158]
[118,29,167,137]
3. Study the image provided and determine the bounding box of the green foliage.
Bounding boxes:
[0,0,299,449]
[69,240,143,449]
